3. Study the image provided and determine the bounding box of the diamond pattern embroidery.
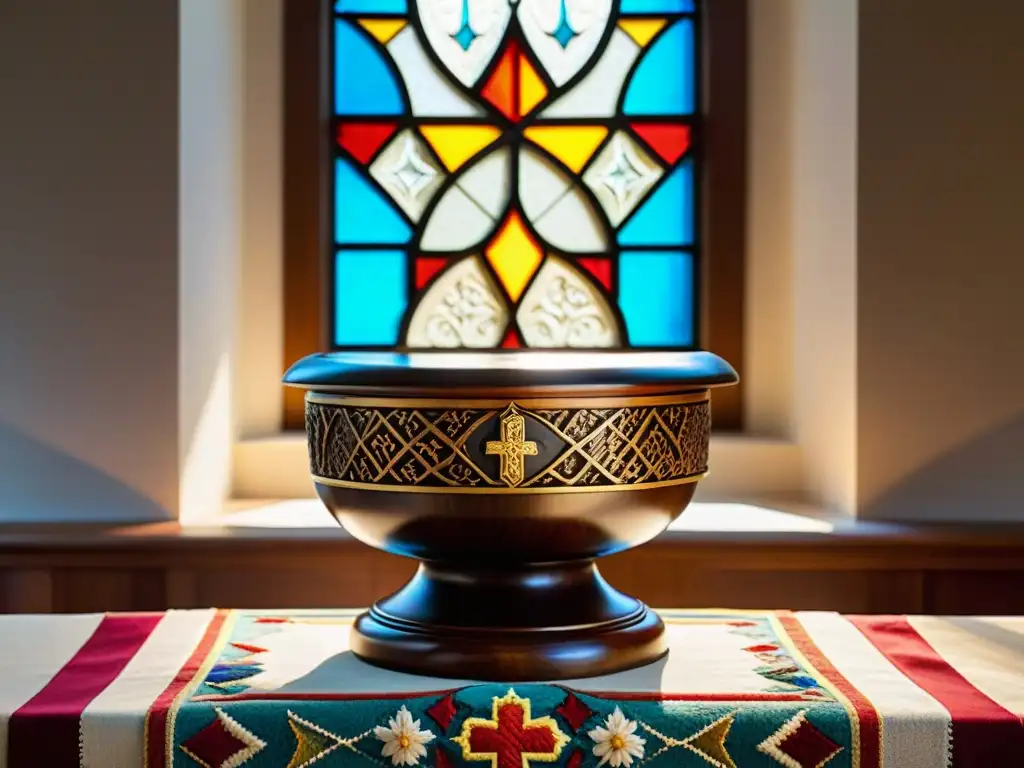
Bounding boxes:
[757,710,843,768]
[180,708,266,768]
[287,711,346,768]
[427,693,458,731]
[636,711,737,768]
[555,692,594,732]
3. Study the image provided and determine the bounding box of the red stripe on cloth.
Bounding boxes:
[190,690,812,704]
[145,609,228,768]
[778,613,882,768]
[7,613,163,768]
[850,615,1024,767]
[576,692,814,702]
[192,689,457,703]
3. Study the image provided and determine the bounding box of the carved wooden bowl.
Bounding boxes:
[284,351,737,681]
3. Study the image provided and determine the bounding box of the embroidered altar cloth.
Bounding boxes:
[1,610,1022,767]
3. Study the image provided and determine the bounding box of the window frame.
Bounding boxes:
[282,0,747,430]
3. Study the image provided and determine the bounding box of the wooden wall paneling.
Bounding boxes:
[180,549,414,610]
[51,569,136,613]
[922,570,1024,615]
[0,569,53,613]
[601,562,925,614]
[370,557,418,603]
[863,570,926,614]
[3,527,1024,616]
[165,568,200,608]
[131,569,169,611]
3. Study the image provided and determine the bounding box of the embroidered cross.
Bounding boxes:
[486,406,538,487]
[453,689,569,768]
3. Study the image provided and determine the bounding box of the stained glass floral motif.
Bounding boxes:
[331,0,700,348]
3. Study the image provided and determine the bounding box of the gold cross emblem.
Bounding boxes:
[486,405,538,487]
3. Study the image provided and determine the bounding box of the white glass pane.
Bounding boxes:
[541,30,639,118]
[519,146,572,225]
[420,184,495,250]
[414,0,510,87]
[456,146,511,218]
[388,27,485,116]
[517,256,619,347]
[406,256,508,348]
[517,0,614,87]
[533,186,609,252]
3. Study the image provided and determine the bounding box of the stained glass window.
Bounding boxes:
[330,0,700,349]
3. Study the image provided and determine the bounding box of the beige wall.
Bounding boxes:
[857,0,1024,520]
[236,0,284,439]
[745,0,795,438]
[178,0,244,523]
[789,0,859,514]
[0,2,180,521]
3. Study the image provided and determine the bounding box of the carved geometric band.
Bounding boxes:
[304,392,711,494]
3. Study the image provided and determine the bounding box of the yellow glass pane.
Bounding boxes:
[485,211,544,301]
[518,55,548,116]
[419,126,502,171]
[617,19,668,47]
[356,18,407,44]
[523,126,608,173]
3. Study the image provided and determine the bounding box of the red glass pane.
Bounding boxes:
[578,257,612,290]
[415,257,447,289]
[630,123,691,165]
[336,122,399,165]
[482,42,518,121]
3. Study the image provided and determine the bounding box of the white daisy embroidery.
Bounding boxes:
[374,706,435,766]
[588,707,646,767]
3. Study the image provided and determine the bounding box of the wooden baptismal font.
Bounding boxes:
[298,0,736,679]
[284,351,737,680]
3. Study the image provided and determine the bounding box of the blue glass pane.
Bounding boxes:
[336,158,412,244]
[618,159,693,246]
[620,0,694,11]
[335,250,406,345]
[335,0,406,12]
[623,19,694,115]
[335,19,404,115]
[619,251,693,347]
